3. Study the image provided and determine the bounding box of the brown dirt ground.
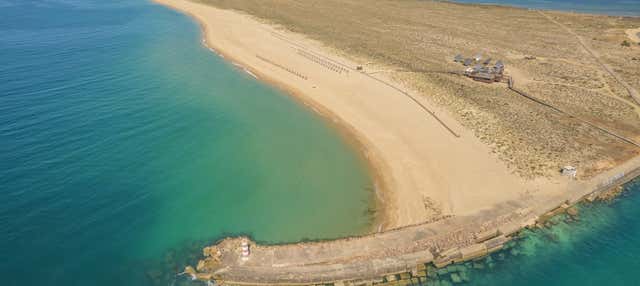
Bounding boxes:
[198,0,640,179]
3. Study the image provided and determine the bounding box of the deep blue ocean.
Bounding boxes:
[453,0,640,16]
[1,0,640,286]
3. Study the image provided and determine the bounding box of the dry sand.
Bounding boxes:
[191,0,640,181]
[152,0,566,229]
[627,28,640,43]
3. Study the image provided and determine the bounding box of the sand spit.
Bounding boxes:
[152,0,640,284]
[193,0,640,180]
[186,156,640,285]
[153,0,563,230]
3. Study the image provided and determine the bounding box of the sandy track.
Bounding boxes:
[152,0,565,229]
[149,1,640,284]
[538,12,640,106]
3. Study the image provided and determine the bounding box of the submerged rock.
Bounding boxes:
[437,267,450,276]
[597,186,624,201]
[453,265,466,273]
[146,269,162,285]
[459,271,470,282]
[450,273,462,283]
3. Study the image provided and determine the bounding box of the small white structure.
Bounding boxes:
[241,241,250,261]
[561,166,577,178]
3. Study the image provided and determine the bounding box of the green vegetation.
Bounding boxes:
[200,0,640,178]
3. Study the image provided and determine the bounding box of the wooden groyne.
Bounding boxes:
[185,156,640,286]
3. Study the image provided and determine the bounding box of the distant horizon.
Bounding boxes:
[3,0,640,285]
[449,0,640,17]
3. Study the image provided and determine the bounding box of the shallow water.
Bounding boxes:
[419,179,640,286]
[3,0,640,286]
[452,0,640,16]
[0,0,374,285]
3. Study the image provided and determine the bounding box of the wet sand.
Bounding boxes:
[149,0,640,284]
[153,0,568,230]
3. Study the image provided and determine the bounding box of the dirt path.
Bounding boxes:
[154,0,560,229]
[151,1,640,284]
[539,11,640,106]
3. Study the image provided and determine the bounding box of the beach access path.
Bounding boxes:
[538,12,640,106]
[151,0,640,284]
[154,0,566,230]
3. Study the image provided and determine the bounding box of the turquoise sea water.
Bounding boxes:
[452,0,640,16]
[423,179,640,286]
[0,0,374,285]
[3,0,640,286]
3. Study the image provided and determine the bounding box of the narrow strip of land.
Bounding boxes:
[155,0,551,229]
[192,155,640,285]
[153,0,640,284]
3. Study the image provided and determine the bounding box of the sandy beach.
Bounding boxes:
[627,28,640,43]
[152,0,570,230]
[147,0,640,284]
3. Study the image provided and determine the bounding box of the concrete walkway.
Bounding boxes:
[192,155,640,285]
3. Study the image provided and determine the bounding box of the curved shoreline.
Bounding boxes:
[154,1,400,228]
[153,0,548,230]
[183,161,640,285]
[160,1,395,230]
[152,0,640,284]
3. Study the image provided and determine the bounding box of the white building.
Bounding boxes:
[561,166,577,178]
